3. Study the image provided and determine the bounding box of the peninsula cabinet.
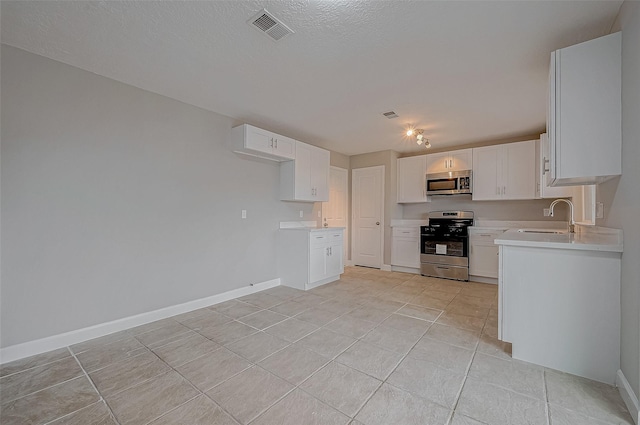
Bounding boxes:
[278,228,344,290]
[397,155,430,203]
[231,124,296,161]
[548,32,621,186]
[472,140,536,200]
[280,141,330,202]
[426,149,472,174]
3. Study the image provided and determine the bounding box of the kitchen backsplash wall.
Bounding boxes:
[403,196,568,222]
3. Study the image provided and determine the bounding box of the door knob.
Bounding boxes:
[376,222,380,225]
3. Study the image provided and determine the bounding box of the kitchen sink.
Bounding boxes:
[517,229,567,234]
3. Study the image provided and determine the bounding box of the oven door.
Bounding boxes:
[420,235,468,266]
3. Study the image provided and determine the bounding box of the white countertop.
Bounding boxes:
[494,226,623,253]
[279,221,345,231]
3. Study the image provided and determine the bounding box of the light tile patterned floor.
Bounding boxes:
[0,267,634,425]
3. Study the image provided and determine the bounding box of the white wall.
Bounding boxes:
[601,0,640,401]
[0,45,317,348]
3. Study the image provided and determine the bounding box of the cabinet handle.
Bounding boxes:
[269,138,274,148]
[274,139,278,149]
[449,159,453,168]
[479,234,493,237]
[402,231,410,234]
[496,186,500,195]
[329,247,332,255]
[444,159,448,169]
[543,157,550,174]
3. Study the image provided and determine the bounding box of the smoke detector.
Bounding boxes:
[248,9,294,42]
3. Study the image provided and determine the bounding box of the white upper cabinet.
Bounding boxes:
[280,141,330,202]
[536,134,573,199]
[426,149,473,174]
[472,140,536,200]
[232,124,296,161]
[548,32,621,186]
[397,155,430,203]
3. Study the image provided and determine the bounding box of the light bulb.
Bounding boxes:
[406,129,414,137]
[416,134,424,145]
[424,140,431,149]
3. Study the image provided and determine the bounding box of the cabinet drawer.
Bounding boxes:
[392,227,419,239]
[469,230,504,243]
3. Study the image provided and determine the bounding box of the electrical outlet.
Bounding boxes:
[241,210,247,219]
[596,202,604,219]
[299,210,303,218]
[543,208,551,217]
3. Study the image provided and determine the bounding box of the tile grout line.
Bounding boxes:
[66,346,122,425]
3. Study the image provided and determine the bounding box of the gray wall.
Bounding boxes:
[403,198,567,222]
[602,0,640,398]
[0,45,317,347]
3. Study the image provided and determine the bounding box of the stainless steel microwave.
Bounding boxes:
[426,170,472,195]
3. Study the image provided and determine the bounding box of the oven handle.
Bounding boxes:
[435,266,451,270]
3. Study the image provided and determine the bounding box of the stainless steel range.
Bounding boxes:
[420,211,474,281]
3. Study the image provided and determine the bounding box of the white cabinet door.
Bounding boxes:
[293,143,313,201]
[537,135,574,198]
[549,32,621,186]
[280,141,330,202]
[245,125,274,154]
[470,242,500,278]
[503,141,536,199]
[473,141,535,200]
[311,146,330,201]
[472,146,501,200]
[450,149,473,171]
[271,134,296,160]
[426,152,450,174]
[233,124,296,161]
[427,149,473,174]
[309,244,327,284]
[397,156,428,203]
[391,228,420,269]
[326,241,344,277]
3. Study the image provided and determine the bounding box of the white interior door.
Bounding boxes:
[321,166,349,263]
[352,166,384,268]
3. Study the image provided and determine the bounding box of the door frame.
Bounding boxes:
[351,165,385,269]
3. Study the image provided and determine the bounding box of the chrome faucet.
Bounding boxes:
[549,199,575,233]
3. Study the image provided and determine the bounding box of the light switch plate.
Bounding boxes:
[241,210,247,219]
[543,208,551,217]
[596,202,604,219]
[299,210,303,218]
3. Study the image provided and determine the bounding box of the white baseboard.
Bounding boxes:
[0,278,280,365]
[469,275,498,285]
[381,264,392,272]
[617,369,640,424]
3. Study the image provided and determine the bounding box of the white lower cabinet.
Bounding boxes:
[391,227,420,270]
[469,228,505,280]
[278,228,344,290]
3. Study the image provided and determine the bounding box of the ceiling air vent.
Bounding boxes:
[382,111,399,119]
[249,9,294,42]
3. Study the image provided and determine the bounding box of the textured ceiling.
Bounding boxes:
[0,1,623,155]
